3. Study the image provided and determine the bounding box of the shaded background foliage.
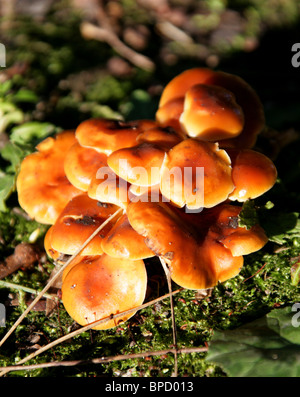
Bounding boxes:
[0,0,300,377]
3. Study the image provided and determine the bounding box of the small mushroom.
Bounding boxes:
[101,213,155,259]
[228,149,278,202]
[61,254,147,330]
[136,125,183,148]
[47,194,120,257]
[179,84,244,141]
[160,138,234,210]
[126,200,227,289]
[107,142,167,187]
[44,226,62,263]
[127,200,268,290]
[156,68,265,149]
[201,203,268,258]
[155,68,216,133]
[158,68,216,108]
[88,165,131,210]
[64,142,108,192]
[155,97,186,133]
[75,118,155,155]
[16,130,82,225]
[208,71,265,149]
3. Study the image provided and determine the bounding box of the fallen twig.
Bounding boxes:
[80,21,155,72]
[0,346,208,373]
[0,287,184,376]
[159,257,178,377]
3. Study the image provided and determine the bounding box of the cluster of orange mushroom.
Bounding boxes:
[16,68,277,330]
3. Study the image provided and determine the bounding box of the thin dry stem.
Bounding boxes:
[0,346,208,373]
[80,22,155,72]
[159,256,178,377]
[0,288,183,376]
[0,280,58,300]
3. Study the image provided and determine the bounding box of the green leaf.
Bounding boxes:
[0,80,13,97]
[260,209,300,245]
[10,121,58,145]
[238,200,259,230]
[13,88,38,103]
[0,173,15,212]
[206,306,300,377]
[0,141,32,210]
[0,101,24,133]
[0,141,25,171]
[267,305,300,345]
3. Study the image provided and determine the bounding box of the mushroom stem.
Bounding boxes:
[159,256,178,377]
[0,207,123,348]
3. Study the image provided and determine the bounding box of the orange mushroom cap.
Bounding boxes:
[127,200,268,290]
[136,125,184,148]
[61,255,96,283]
[156,68,265,149]
[179,84,245,141]
[155,97,186,133]
[128,182,161,203]
[228,149,278,202]
[158,68,216,108]
[16,130,81,225]
[61,254,147,330]
[160,138,234,210]
[207,71,265,149]
[75,118,156,155]
[107,142,167,187]
[202,203,268,258]
[126,200,234,289]
[64,142,108,192]
[88,165,131,210]
[156,68,216,134]
[44,226,90,277]
[44,226,63,263]
[48,193,120,256]
[101,213,155,260]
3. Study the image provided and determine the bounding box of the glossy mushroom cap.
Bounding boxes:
[101,213,155,259]
[44,226,62,262]
[88,165,131,210]
[158,68,216,108]
[228,149,278,202]
[202,203,268,258]
[160,138,234,210]
[48,194,120,256]
[107,142,166,187]
[156,68,216,134]
[208,71,265,149]
[61,254,147,330]
[136,126,183,148]
[179,84,244,141]
[16,131,81,225]
[156,68,265,149]
[64,142,108,192]
[155,97,186,133]
[127,200,268,290]
[126,200,226,289]
[75,118,156,155]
